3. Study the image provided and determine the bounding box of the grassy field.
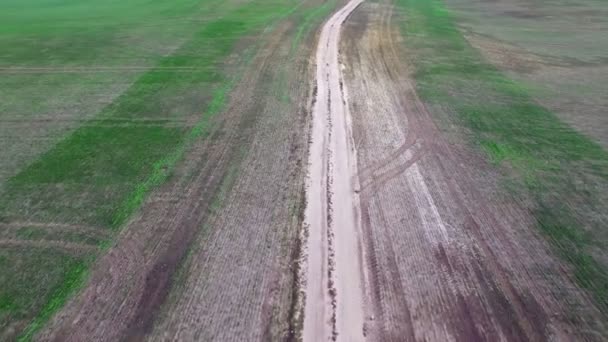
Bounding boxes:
[395,0,608,315]
[445,0,608,149]
[0,0,303,339]
[0,0,218,185]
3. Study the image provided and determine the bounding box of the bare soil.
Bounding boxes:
[332,0,608,340]
[302,0,369,340]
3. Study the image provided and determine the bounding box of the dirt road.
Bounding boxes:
[303,0,369,340]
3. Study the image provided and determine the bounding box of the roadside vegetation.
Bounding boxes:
[395,0,608,314]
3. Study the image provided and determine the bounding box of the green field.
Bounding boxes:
[395,0,608,313]
[445,0,608,149]
[0,0,302,339]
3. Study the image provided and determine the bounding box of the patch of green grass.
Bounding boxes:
[15,227,47,241]
[17,261,88,342]
[536,204,608,307]
[0,0,208,66]
[0,249,86,339]
[5,125,183,227]
[396,0,608,312]
[13,126,182,185]
[15,227,104,246]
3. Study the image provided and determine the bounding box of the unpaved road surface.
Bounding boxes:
[303,0,608,341]
[303,0,368,340]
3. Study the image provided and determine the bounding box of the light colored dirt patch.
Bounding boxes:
[525,63,608,150]
[464,32,558,73]
[341,1,608,340]
[301,0,371,341]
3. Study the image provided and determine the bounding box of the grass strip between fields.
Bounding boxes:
[394,0,608,313]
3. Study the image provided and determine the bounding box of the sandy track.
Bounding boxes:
[339,1,608,340]
[302,0,369,341]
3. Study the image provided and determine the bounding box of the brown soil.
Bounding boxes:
[336,0,608,340]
